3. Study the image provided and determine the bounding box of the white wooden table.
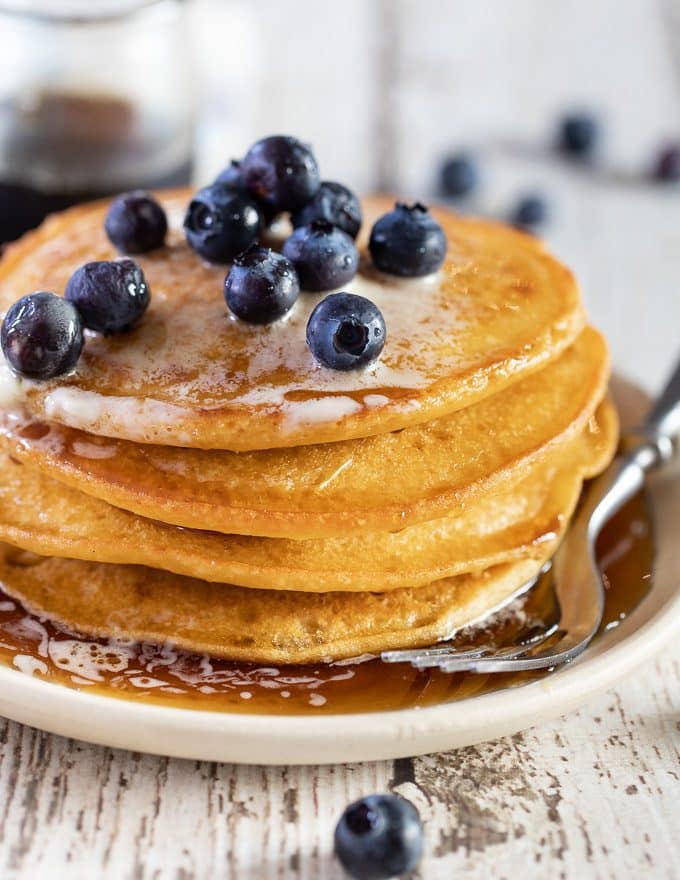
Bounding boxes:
[0,647,678,878]
[1,1,679,877]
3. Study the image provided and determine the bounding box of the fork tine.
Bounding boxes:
[383,612,562,669]
[438,643,546,672]
[407,628,558,673]
[438,630,563,673]
[409,649,491,669]
[381,646,472,661]
[381,646,491,665]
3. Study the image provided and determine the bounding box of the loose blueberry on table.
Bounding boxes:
[334,794,424,880]
[240,135,321,212]
[290,180,362,239]
[104,191,168,254]
[184,183,262,263]
[65,258,150,335]
[1,291,84,380]
[224,245,300,324]
[369,202,447,277]
[282,220,359,292]
[510,193,549,231]
[439,151,479,198]
[306,292,385,371]
[653,143,680,182]
[557,111,600,159]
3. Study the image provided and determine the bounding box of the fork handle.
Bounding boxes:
[643,356,680,447]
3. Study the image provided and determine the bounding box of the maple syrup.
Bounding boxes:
[0,492,653,715]
[0,90,193,245]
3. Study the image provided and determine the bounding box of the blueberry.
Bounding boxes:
[240,135,321,212]
[369,202,447,277]
[65,258,150,335]
[214,159,245,190]
[290,181,362,239]
[306,292,385,370]
[282,220,358,292]
[104,191,167,254]
[558,112,600,158]
[334,794,424,880]
[439,152,479,198]
[224,245,299,324]
[184,184,262,264]
[214,160,280,227]
[653,143,680,181]
[1,292,83,380]
[510,194,549,231]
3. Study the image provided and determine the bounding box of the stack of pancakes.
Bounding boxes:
[0,193,617,664]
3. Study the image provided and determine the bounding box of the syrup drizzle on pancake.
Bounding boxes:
[41,269,453,432]
[0,193,584,448]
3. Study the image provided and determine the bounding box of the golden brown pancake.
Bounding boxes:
[0,400,617,591]
[0,193,584,450]
[0,327,609,539]
[0,545,552,663]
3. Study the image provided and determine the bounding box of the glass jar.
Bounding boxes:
[0,0,195,243]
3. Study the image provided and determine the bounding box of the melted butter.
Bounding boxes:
[0,492,654,715]
[44,387,195,444]
[27,268,451,440]
[0,364,33,409]
[0,193,574,444]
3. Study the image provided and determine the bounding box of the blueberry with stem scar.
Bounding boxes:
[184,183,262,263]
[369,202,447,277]
[306,292,385,371]
[334,794,424,880]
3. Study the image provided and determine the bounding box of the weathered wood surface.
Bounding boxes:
[1,0,679,877]
[0,644,677,879]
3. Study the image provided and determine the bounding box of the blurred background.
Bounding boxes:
[0,0,678,391]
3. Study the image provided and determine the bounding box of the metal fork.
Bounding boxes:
[382,357,680,674]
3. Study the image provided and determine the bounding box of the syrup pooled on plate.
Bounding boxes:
[0,493,653,715]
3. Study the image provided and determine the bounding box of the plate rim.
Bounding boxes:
[0,376,677,764]
[0,566,677,764]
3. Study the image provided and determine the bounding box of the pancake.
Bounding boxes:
[0,546,552,663]
[0,400,617,591]
[0,327,610,539]
[0,192,584,450]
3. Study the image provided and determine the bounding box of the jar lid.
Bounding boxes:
[0,0,168,21]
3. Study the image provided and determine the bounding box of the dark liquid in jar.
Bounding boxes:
[0,91,192,245]
[0,492,653,715]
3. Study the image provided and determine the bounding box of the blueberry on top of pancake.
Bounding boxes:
[369,202,447,276]
[1,292,83,380]
[282,220,359,292]
[224,246,299,325]
[104,191,167,255]
[184,183,262,263]
[240,135,321,212]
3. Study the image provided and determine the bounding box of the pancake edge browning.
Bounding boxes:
[0,400,618,591]
[0,328,611,539]
[0,548,554,664]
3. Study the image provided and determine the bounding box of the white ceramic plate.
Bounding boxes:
[0,380,677,765]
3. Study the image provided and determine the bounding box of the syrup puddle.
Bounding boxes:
[0,493,652,715]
